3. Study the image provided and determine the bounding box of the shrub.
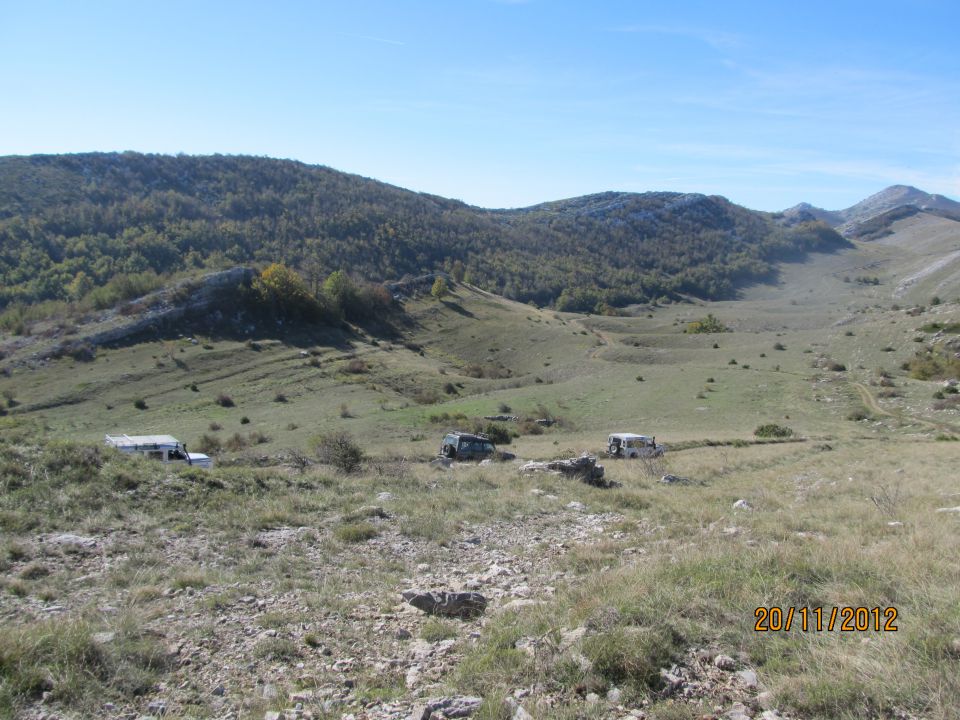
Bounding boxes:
[345,358,368,374]
[274,392,287,403]
[208,422,222,431]
[248,430,270,445]
[412,388,441,405]
[497,403,512,413]
[685,314,730,334]
[827,361,846,372]
[906,347,960,381]
[479,422,512,445]
[315,432,364,473]
[773,342,786,351]
[240,416,250,424]
[224,433,248,451]
[754,424,794,439]
[339,403,352,418]
[133,398,148,410]
[195,434,222,454]
[215,393,234,407]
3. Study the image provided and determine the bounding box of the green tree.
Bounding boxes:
[323,270,356,315]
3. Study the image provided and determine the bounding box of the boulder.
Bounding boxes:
[519,454,614,488]
[402,590,487,618]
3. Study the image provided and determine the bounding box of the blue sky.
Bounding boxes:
[2,0,958,210]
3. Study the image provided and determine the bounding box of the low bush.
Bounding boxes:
[754,424,794,439]
[215,394,234,408]
[685,314,730,334]
[315,432,364,473]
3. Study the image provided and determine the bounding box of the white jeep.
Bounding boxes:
[105,434,213,469]
[607,433,665,459]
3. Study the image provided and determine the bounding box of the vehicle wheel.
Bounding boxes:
[609,444,619,456]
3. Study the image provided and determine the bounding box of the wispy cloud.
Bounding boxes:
[612,24,743,51]
[337,32,404,46]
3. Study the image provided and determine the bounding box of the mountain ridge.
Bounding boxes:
[783,184,960,238]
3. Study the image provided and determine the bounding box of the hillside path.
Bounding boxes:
[852,381,959,434]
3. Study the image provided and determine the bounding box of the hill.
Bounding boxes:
[0,153,846,313]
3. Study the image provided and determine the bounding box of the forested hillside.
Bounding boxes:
[0,153,846,312]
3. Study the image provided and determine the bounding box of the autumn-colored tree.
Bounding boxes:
[431,277,448,300]
[253,263,323,319]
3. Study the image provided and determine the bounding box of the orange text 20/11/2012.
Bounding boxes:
[754,606,898,632]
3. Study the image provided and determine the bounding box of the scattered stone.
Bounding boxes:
[498,598,543,613]
[559,626,587,650]
[402,590,488,618]
[503,697,533,720]
[726,702,752,720]
[529,488,545,496]
[660,667,684,695]
[887,521,904,527]
[566,501,586,512]
[757,691,775,709]
[430,457,453,470]
[714,654,736,670]
[212,685,225,696]
[760,711,782,720]
[585,692,600,704]
[483,415,518,422]
[147,700,167,716]
[948,637,960,657]
[264,712,283,720]
[607,687,622,703]
[411,695,483,719]
[47,533,97,549]
[936,506,960,513]
[732,499,752,511]
[514,637,538,658]
[396,627,413,640]
[737,668,758,688]
[91,631,115,645]
[660,474,694,485]
[377,491,394,501]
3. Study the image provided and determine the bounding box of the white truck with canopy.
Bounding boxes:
[105,434,213,469]
[607,433,665,458]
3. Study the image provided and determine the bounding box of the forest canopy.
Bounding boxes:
[0,153,849,313]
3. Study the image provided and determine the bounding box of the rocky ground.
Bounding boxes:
[2,478,797,720]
